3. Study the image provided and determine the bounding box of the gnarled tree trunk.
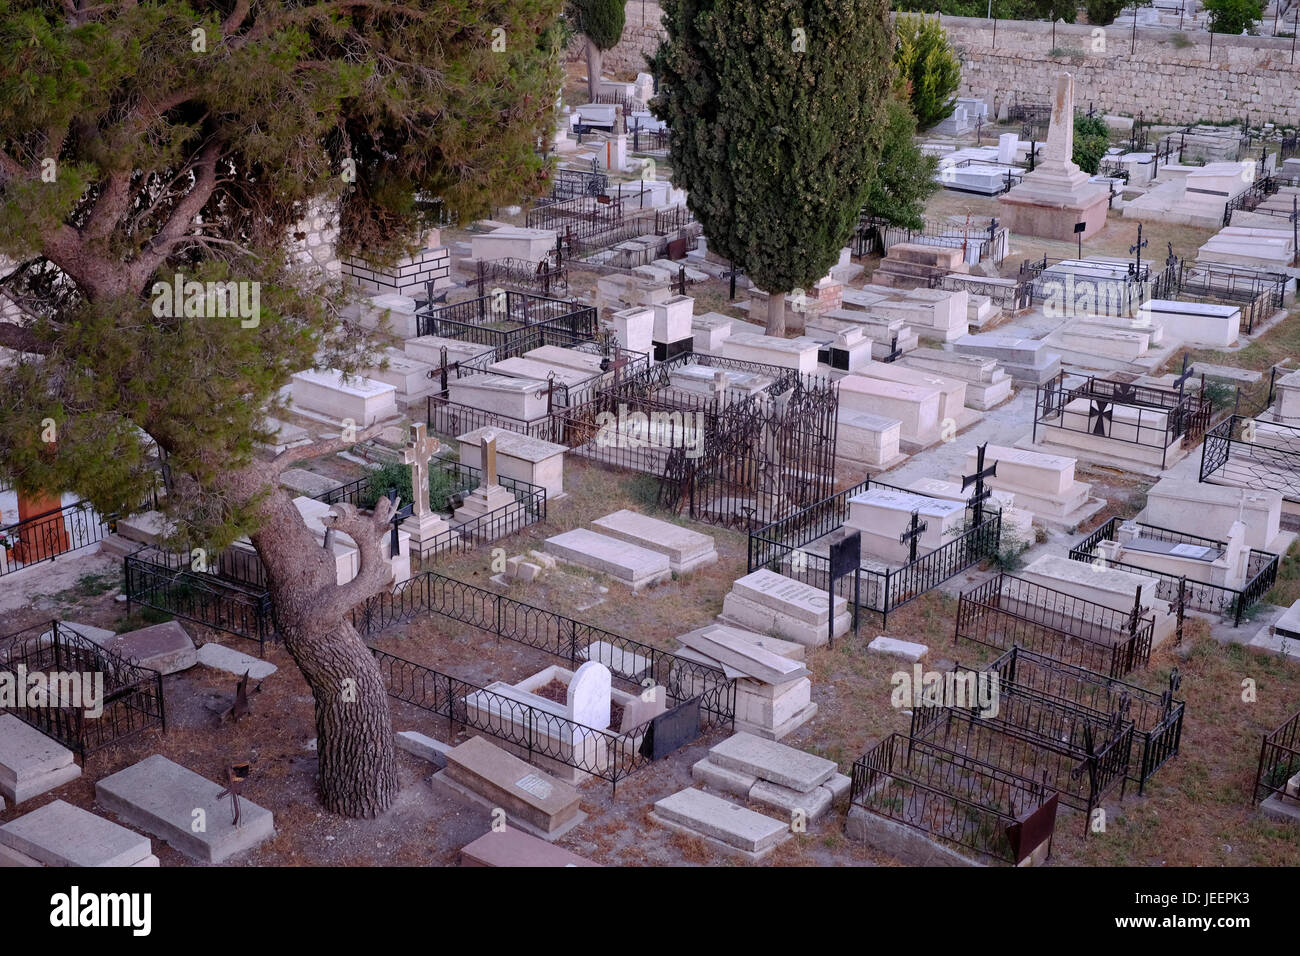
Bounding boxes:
[243,473,400,818]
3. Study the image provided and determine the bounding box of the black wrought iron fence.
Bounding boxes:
[351,570,736,727]
[849,733,1055,865]
[1200,414,1300,504]
[748,476,1002,627]
[980,646,1185,794]
[1069,516,1278,626]
[0,620,166,759]
[954,574,1154,678]
[1253,708,1300,805]
[123,552,277,652]
[415,291,597,349]
[373,648,658,794]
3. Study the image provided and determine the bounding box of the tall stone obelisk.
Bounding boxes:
[998,73,1110,241]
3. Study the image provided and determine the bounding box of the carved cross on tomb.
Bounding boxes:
[899,509,928,564]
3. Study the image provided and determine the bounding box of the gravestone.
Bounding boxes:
[0,715,81,805]
[567,661,612,731]
[458,829,600,867]
[543,528,671,590]
[400,422,453,555]
[649,788,791,859]
[719,568,851,647]
[290,368,398,427]
[435,736,584,841]
[999,73,1110,241]
[590,509,718,573]
[94,754,275,863]
[0,800,156,867]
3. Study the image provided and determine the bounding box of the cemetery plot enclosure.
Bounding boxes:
[980,646,1185,793]
[563,355,840,532]
[0,621,166,759]
[1034,373,1212,470]
[849,733,1057,865]
[1070,517,1278,626]
[748,477,1002,626]
[124,549,277,652]
[350,570,736,731]
[909,689,1133,828]
[416,291,597,350]
[452,337,653,410]
[955,574,1154,678]
[1201,415,1300,505]
[525,197,694,259]
[373,648,657,793]
[1253,708,1300,806]
[1171,261,1289,335]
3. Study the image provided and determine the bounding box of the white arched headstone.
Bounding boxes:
[567,660,612,731]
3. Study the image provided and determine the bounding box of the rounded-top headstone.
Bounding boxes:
[567,660,612,731]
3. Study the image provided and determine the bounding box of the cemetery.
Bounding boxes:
[5,0,1300,883]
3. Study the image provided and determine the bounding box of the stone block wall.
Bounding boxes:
[575,6,1300,125]
[936,17,1300,126]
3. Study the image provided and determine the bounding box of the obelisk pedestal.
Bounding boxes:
[999,73,1110,241]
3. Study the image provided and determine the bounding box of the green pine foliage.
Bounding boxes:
[893,14,962,130]
[862,97,939,230]
[0,1,564,548]
[650,0,895,312]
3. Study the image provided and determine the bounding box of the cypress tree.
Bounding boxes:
[651,0,895,335]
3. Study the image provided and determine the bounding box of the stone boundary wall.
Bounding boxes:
[941,16,1300,126]
[574,5,1300,125]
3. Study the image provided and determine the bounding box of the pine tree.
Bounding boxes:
[650,0,895,336]
[570,0,628,101]
[0,0,564,818]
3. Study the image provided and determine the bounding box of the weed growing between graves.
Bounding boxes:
[72,570,120,598]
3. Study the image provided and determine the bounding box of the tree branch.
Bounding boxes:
[126,137,224,291]
[0,321,50,355]
[269,419,392,474]
[321,497,400,610]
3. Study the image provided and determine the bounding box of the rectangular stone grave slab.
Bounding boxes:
[749,778,833,820]
[649,788,791,859]
[708,732,837,792]
[721,569,850,647]
[396,731,451,767]
[867,635,929,662]
[195,642,278,680]
[93,621,197,675]
[94,754,275,863]
[458,829,600,867]
[675,626,809,685]
[436,736,583,840]
[0,799,152,867]
[544,528,671,590]
[838,375,941,446]
[836,408,906,469]
[590,509,717,573]
[0,715,81,804]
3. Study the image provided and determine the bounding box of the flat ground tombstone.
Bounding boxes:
[567,660,612,730]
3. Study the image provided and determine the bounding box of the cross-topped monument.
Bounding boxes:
[961,442,999,526]
[402,422,440,518]
[400,422,452,557]
[899,509,928,564]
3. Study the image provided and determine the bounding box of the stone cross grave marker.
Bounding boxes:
[899,509,928,564]
[567,660,612,730]
[402,422,441,518]
[961,442,999,527]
